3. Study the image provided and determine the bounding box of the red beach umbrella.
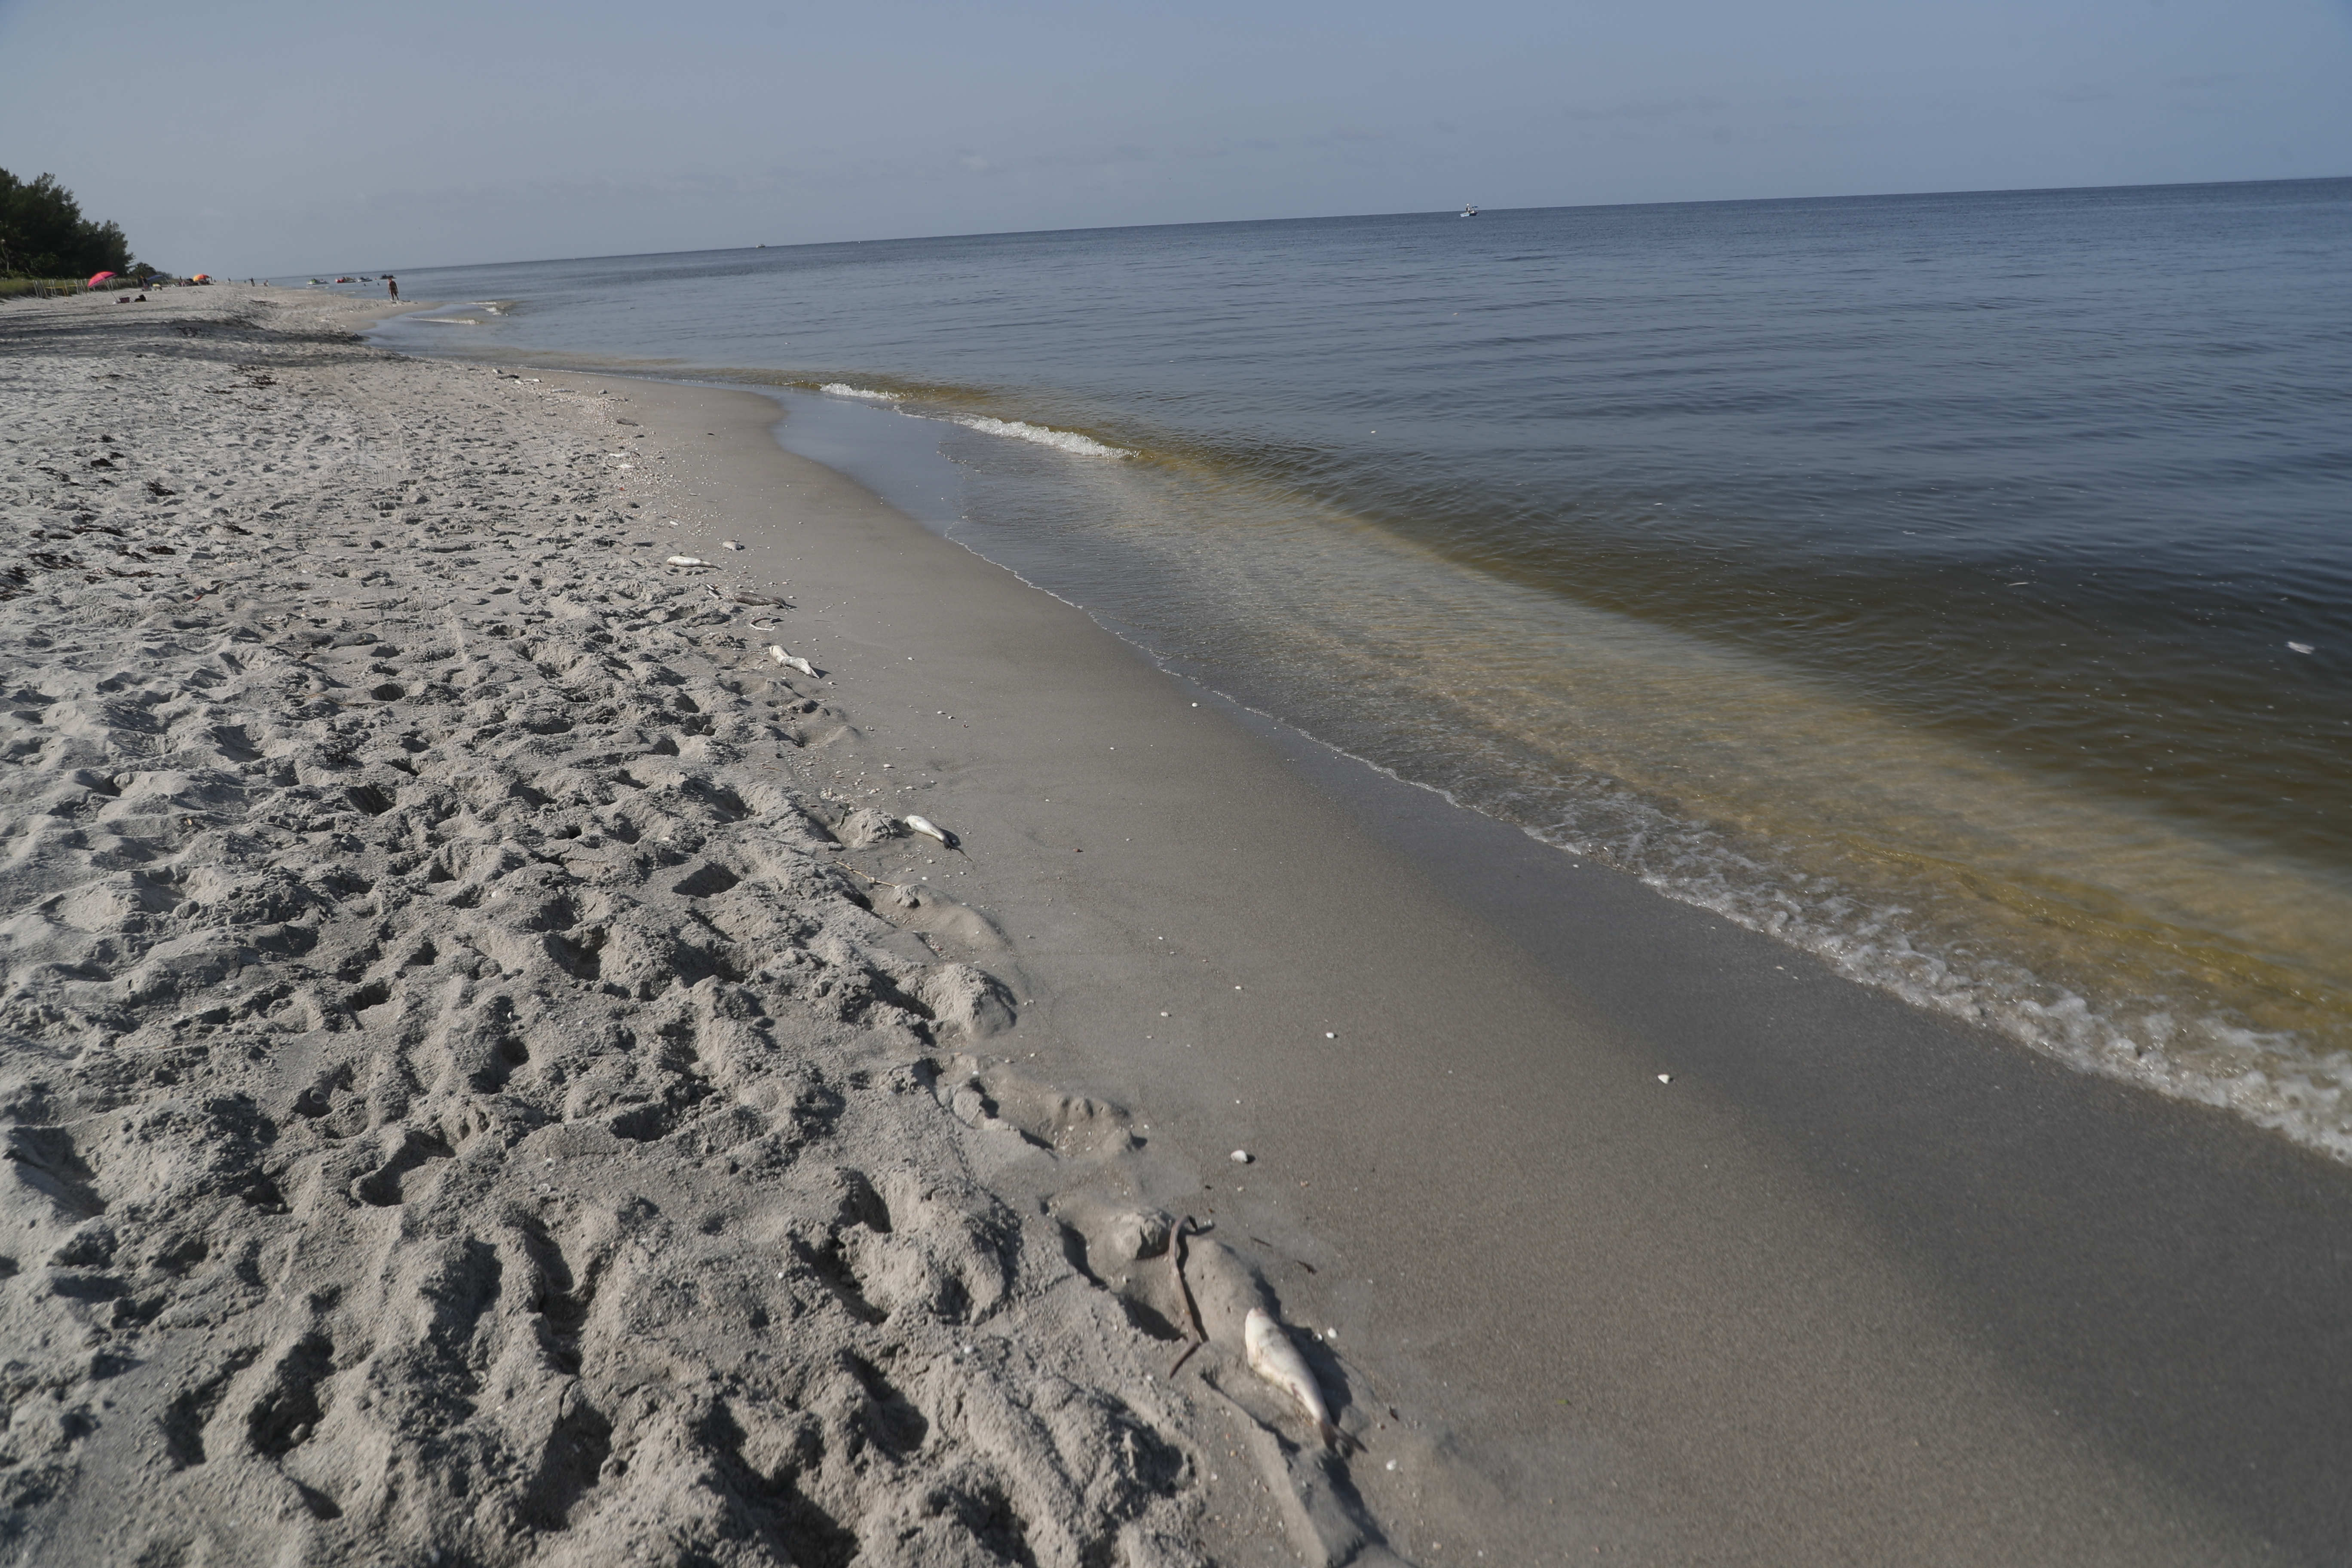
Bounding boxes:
[86,271,116,288]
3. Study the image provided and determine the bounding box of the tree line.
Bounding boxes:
[0,168,135,279]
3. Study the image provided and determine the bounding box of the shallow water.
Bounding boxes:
[368,179,2352,1154]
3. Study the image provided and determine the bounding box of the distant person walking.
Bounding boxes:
[386,277,398,301]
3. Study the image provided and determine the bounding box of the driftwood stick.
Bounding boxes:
[1166,1215,1210,1378]
[824,856,910,890]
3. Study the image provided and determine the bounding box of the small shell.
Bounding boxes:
[721,540,743,551]
[1229,1149,1252,1164]
[1244,1307,1335,1444]
[665,555,707,567]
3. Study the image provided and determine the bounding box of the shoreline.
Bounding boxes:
[532,356,2352,1561]
[6,289,2351,1564]
[362,320,2352,1168]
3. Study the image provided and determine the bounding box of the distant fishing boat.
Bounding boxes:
[1460,204,1479,217]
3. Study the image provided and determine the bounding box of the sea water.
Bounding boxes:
[366,179,2352,1155]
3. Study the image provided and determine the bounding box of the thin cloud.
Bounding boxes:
[1561,97,1730,122]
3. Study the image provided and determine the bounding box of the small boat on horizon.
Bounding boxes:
[1460,204,1479,217]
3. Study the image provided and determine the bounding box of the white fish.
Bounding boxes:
[1245,1307,1341,1447]
[769,646,818,676]
[902,814,959,850]
[666,554,706,567]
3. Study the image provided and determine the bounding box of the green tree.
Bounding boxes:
[0,168,133,278]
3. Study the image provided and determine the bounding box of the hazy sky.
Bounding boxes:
[2,0,2347,276]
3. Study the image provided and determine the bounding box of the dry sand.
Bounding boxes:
[0,291,1400,1567]
[5,288,2350,1568]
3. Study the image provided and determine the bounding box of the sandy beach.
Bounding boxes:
[5,288,2350,1567]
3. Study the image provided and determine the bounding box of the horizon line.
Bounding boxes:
[271,171,2352,281]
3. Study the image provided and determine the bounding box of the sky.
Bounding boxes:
[1,0,2347,276]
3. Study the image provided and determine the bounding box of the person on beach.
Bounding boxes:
[387,277,398,301]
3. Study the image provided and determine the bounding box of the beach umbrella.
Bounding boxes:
[191,273,211,283]
[86,271,116,288]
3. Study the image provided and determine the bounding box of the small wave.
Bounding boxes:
[821,383,903,402]
[414,316,481,325]
[951,414,1133,459]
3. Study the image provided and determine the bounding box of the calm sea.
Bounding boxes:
[364,179,2352,1156]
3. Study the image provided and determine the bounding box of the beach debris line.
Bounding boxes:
[769,645,820,676]
[1246,1306,1349,1449]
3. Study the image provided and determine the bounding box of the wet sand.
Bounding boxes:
[606,371,2352,1565]
[5,287,2348,1566]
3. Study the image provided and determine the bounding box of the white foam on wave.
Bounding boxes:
[821,383,903,402]
[951,415,1133,459]
[1627,846,2352,1163]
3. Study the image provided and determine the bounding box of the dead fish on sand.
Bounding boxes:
[769,646,819,676]
[666,554,707,567]
[1245,1306,1350,1449]
[902,814,963,852]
